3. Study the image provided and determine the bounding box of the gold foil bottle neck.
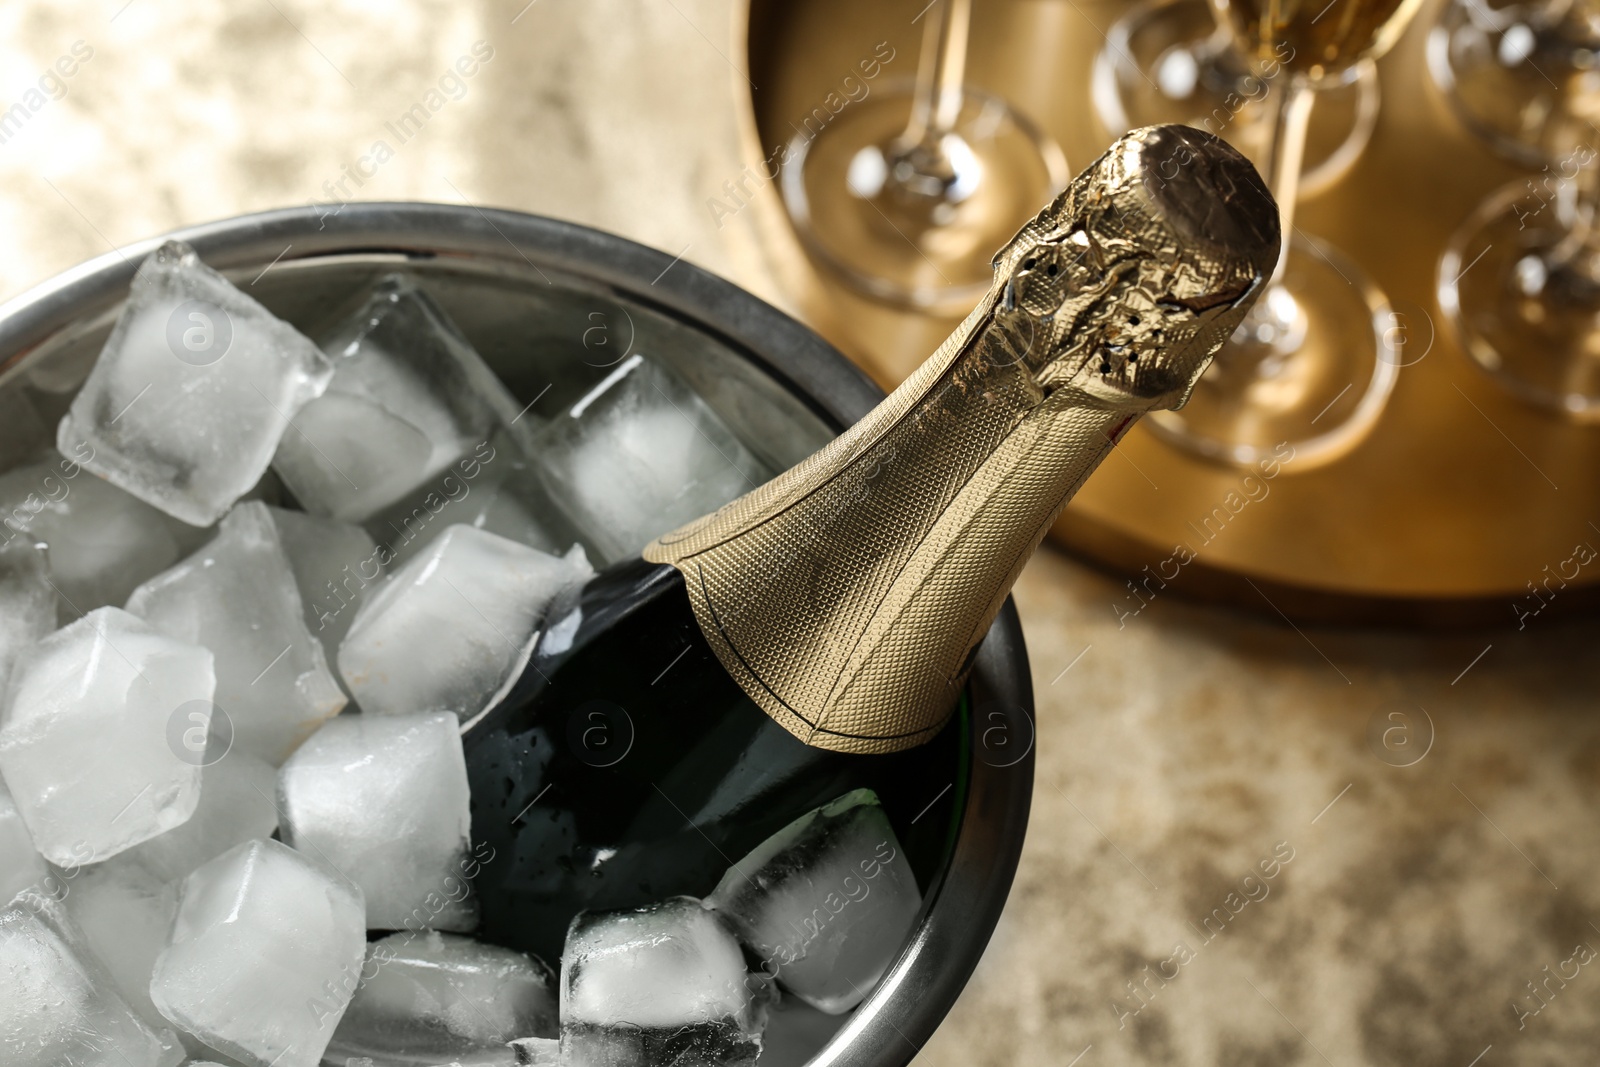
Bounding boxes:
[645,126,1281,754]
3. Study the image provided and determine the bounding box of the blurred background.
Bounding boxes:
[3,0,1600,1062]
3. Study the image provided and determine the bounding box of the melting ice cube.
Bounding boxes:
[328,930,557,1063]
[364,438,565,573]
[277,713,475,933]
[0,455,189,618]
[413,1053,523,1067]
[0,773,48,907]
[560,896,762,1067]
[0,890,184,1067]
[62,853,178,1031]
[0,607,214,866]
[149,838,366,1067]
[0,539,54,693]
[706,789,921,1014]
[60,753,276,1051]
[273,275,524,522]
[266,504,382,677]
[118,751,280,884]
[531,355,767,564]
[58,240,334,526]
[338,525,591,722]
[126,501,345,765]
[509,1036,563,1065]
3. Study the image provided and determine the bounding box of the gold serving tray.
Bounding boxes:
[740,0,1600,625]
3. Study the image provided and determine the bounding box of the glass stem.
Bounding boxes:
[902,0,971,149]
[1260,75,1315,288]
[1200,19,1236,63]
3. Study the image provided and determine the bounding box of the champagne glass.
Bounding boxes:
[1428,0,1600,165]
[780,0,1069,313]
[1145,0,1426,469]
[1433,0,1600,417]
[1092,0,1381,197]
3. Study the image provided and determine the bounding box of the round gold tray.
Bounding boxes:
[739,0,1600,625]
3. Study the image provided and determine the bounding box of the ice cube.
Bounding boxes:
[126,501,345,764]
[366,441,565,572]
[0,890,184,1067]
[706,789,920,1014]
[149,838,366,1067]
[277,713,475,932]
[460,466,565,555]
[58,240,334,526]
[0,607,214,866]
[0,774,48,906]
[532,355,767,564]
[0,539,54,694]
[417,1053,522,1067]
[273,275,524,522]
[119,752,280,884]
[560,896,761,1067]
[266,505,382,676]
[0,455,189,617]
[339,526,591,722]
[62,853,178,1029]
[509,1037,563,1065]
[327,930,557,1063]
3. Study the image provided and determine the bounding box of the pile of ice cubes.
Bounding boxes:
[560,789,921,1067]
[0,242,919,1067]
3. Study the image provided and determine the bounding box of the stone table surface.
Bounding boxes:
[2,2,1597,1065]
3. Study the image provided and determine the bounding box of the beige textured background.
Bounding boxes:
[2,2,1597,1065]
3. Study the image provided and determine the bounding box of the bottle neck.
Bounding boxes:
[645,287,1150,754]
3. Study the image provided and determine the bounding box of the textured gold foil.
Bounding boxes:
[644,126,1281,753]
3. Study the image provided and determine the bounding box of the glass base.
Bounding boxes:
[779,80,1068,313]
[1427,0,1600,166]
[1441,178,1600,419]
[1091,0,1380,197]
[1147,234,1399,469]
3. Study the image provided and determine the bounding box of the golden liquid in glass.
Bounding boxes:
[1217,0,1427,81]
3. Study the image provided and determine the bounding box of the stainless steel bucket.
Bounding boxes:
[0,203,1035,1067]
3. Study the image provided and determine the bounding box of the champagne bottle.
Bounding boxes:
[464,126,1279,960]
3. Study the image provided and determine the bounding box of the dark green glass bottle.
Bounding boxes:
[463,125,1278,962]
[463,559,962,961]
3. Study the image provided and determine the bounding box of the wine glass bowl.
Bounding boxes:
[1440,175,1600,419]
[1092,0,1381,196]
[1428,0,1600,165]
[1432,0,1600,419]
[1217,0,1429,80]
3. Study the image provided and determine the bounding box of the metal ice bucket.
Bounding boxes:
[0,204,1034,1067]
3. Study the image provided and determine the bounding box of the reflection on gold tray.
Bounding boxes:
[738,0,1600,625]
